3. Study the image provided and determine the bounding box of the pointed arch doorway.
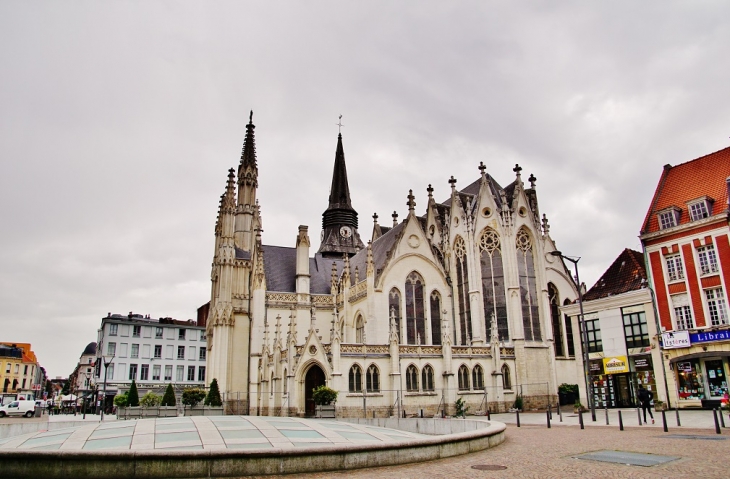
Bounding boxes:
[304,364,326,417]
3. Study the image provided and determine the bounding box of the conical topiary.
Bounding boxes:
[205,378,223,407]
[127,379,140,407]
[161,383,176,407]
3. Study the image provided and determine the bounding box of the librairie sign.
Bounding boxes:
[690,330,730,344]
[661,331,690,349]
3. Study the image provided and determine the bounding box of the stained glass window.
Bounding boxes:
[454,236,472,344]
[405,272,426,344]
[516,229,541,341]
[480,229,509,341]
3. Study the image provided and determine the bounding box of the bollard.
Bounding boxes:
[547,409,551,428]
[487,408,491,420]
[516,409,521,427]
[618,410,624,431]
[637,407,643,425]
[713,408,721,434]
[662,410,668,432]
[719,408,726,428]
[605,405,609,425]
[548,403,552,420]
[579,409,584,429]
[559,405,563,422]
[420,409,423,418]
[675,408,681,427]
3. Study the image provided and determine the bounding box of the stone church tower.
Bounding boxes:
[204,114,583,416]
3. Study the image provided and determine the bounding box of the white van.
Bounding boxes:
[0,400,36,418]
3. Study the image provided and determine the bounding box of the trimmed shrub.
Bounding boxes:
[182,388,207,408]
[205,378,223,407]
[127,379,140,407]
[113,392,129,408]
[161,383,176,407]
[140,392,161,407]
[312,385,338,405]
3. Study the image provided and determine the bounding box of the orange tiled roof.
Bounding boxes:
[0,343,37,363]
[641,146,730,234]
[583,249,647,301]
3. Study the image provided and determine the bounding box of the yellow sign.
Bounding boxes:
[603,356,629,374]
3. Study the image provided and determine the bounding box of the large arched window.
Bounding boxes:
[389,288,402,343]
[458,364,470,391]
[430,291,442,345]
[405,272,426,344]
[501,364,511,390]
[349,364,362,393]
[564,298,576,357]
[405,364,419,391]
[454,236,472,345]
[479,228,509,341]
[422,365,435,391]
[516,228,541,341]
[366,364,380,393]
[355,315,365,344]
[548,283,564,356]
[472,364,484,390]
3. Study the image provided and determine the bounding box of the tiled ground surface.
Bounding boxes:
[0,416,428,451]
[262,425,727,478]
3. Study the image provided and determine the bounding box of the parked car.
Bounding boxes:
[0,400,36,418]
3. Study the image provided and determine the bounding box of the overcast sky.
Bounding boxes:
[2,1,729,379]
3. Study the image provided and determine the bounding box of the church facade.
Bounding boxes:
[204,113,583,417]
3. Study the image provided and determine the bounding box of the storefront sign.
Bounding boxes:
[662,331,690,349]
[633,357,650,369]
[690,330,730,344]
[677,362,693,372]
[603,356,629,374]
[589,360,604,374]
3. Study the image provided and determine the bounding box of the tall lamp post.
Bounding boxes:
[100,354,115,421]
[550,251,596,422]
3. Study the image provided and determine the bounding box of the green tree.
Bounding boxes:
[312,385,338,405]
[127,379,140,407]
[182,388,206,408]
[61,380,70,395]
[161,383,176,407]
[204,378,223,407]
[455,398,468,418]
[113,392,129,408]
[140,392,160,407]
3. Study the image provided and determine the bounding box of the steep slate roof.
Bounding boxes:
[583,249,647,301]
[262,245,343,294]
[641,146,730,234]
[82,342,97,356]
[348,221,406,286]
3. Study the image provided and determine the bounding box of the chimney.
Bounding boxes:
[296,225,311,294]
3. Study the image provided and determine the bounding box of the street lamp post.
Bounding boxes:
[551,251,597,422]
[100,354,115,421]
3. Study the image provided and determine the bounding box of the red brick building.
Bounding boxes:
[640,146,730,408]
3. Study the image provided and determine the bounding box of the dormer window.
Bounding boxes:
[658,207,681,230]
[687,196,713,222]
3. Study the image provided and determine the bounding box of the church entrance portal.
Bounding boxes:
[304,364,326,417]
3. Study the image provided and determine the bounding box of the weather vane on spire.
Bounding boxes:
[337,114,344,134]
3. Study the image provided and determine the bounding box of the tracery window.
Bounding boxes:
[366,364,380,393]
[430,291,442,345]
[501,364,511,390]
[479,229,509,341]
[516,229,541,341]
[405,272,426,344]
[355,315,365,343]
[389,288,402,343]
[405,365,419,392]
[454,236,472,345]
[458,364,470,391]
[548,283,564,356]
[348,364,362,393]
[422,365,435,391]
[564,299,575,357]
[472,364,484,390]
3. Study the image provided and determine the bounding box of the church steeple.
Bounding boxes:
[318,127,364,257]
[235,110,259,252]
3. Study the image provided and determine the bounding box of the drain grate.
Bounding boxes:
[663,434,727,441]
[574,450,679,467]
[471,465,508,471]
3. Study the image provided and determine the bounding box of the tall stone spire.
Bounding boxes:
[235,111,259,252]
[318,127,364,257]
[239,110,257,174]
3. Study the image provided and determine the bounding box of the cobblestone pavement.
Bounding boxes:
[261,425,728,479]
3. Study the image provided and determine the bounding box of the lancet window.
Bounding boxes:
[430,291,442,345]
[458,364,470,390]
[472,364,484,390]
[548,283,564,356]
[366,364,380,393]
[389,288,402,343]
[516,229,541,341]
[501,364,511,390]
[479,228,509,341]
[405,272,426,344]
[355,315,365,343]
[454,236,472,345]
[422,365,435,391]
[348,364,362,393]
[405,365,419,392]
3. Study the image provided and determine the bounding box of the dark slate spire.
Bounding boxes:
[318,130,364,256]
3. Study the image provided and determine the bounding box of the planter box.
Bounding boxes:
[315,405,336,419]
[558,392,576,406]
[159,406,178,417]
[184,406,224,417]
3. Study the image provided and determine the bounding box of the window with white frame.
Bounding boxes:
[697,245,719,275]
[178,329,186,340]
[107,363,115,380]
[705,288,728,326]
[164,365,172,381]
[198,366,206,382]
[672,294,694,330]
[131,344,139,358]
[154,345,162,359]
[689,199,711,221]
[659,209,679,230]
[155,327,163,339]
[129,364,137,380]
[665,254,684,281]
[177,346,185,360]
[152,365,161,381]
[132,325,141,338]
[109,324,118,336]
[199,348,206,361]
[188,346,195,360]
[107,342,116,356]
[176,365,184,382]
[187,366,195,381]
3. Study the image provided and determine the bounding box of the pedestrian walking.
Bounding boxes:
[637,385,654,424]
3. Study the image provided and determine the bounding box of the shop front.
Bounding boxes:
[589,356,636,408]
[663,329,730,409]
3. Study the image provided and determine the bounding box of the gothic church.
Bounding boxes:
[204,113,582,416]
